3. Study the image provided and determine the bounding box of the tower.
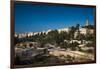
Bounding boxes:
[85,18,90,35]
[85,18,89,26]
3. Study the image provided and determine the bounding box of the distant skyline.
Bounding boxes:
[15,2,95,33]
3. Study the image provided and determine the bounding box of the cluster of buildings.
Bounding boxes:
[15,19,94,38]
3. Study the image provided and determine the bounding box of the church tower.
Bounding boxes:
[85,18,89,26]
[85,18,90,35]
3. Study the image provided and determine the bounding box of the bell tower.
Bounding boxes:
[85,18,89,26]
[85,18,90,35]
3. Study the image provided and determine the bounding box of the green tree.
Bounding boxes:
[69,26,76,39]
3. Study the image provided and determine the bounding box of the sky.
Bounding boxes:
[14,2,95,33]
